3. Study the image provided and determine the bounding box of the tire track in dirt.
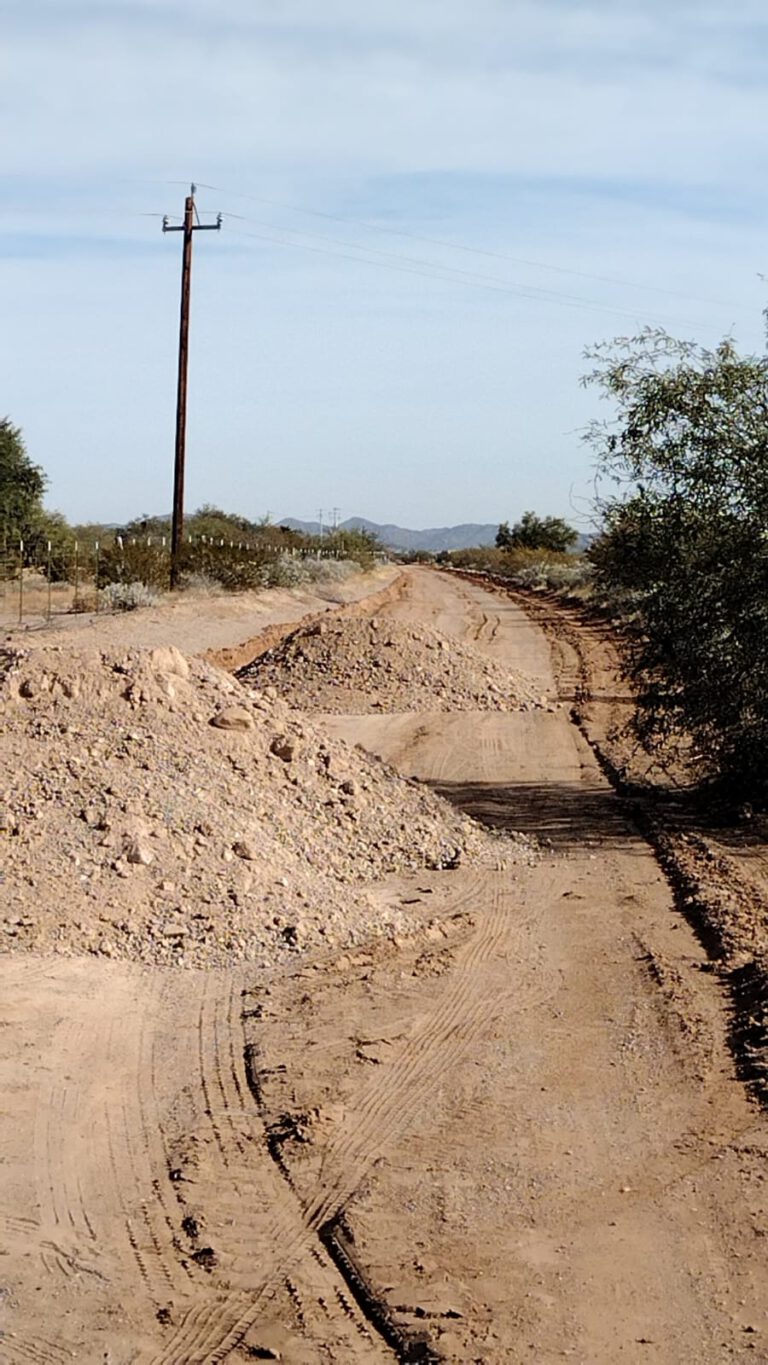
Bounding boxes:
[34,1012,101,1256]
[299,873,549,1234]
[2,1340,73,1365]
[148,975,388,1365]
[27,969,193,1345]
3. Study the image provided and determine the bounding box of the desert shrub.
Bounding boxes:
[100,581,159,612]
[97,539,169,590]
[446,545,590,591]
[177,570,219,595]
[585,326,768,797]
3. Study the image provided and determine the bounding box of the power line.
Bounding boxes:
[221,221,711,331]
[194,179,736,312]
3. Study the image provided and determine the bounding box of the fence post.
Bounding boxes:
[94,540,100,611]
[18,540,24,624]
[47,541,52,621]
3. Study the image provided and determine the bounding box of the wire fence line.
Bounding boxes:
[0,533,372,625]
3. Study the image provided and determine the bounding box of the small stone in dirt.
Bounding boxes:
[150,646,190,680]
[270,735,296,763]
[233,839,257,861]
[210,706,254,732]
[124,837,154,866]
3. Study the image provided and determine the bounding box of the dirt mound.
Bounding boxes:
[237,616,544,713]
[0,644,533,967]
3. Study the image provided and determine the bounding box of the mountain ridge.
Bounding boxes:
[279,516,500,552]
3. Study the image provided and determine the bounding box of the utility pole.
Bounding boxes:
[331,507,340,533]
[163,184,221,588]
[317,509,325,539]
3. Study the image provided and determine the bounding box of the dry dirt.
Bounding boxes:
[2,565,402,653]
[2,567,768,1364]
[0,641,527,968]
[238,615,546,713]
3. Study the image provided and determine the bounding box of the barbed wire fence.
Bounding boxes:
[0,533,364,626]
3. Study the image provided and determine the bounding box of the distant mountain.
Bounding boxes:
[279,517,500,552]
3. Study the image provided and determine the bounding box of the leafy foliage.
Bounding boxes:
[585,327,768,795]
[496,511,577,552]
[0,419,46,552]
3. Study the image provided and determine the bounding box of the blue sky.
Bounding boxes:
[2,1,767,530]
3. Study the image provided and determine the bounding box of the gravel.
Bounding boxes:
[237,616,545,713]
[0,643,534,968]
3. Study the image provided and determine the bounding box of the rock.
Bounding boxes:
[270,735,297,763]
[232,840,257,861]
[210,706,254,732]
[123,838,154,867]
[149,646,190,680]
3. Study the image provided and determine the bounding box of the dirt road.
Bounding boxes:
[2,568,768,1362]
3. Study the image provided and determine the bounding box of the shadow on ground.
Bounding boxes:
[427,778,641,851]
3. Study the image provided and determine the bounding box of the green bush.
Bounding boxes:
[584,326,768,797]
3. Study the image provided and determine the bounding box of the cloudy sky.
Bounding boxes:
[2,1,767,529]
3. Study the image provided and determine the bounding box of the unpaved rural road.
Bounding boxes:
[2,567,768,1362]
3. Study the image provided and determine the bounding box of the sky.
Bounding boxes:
[2,1,768,531]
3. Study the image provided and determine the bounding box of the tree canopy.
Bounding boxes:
[585,327,768,796]
[496,511,577,552]
[0,418,46,547]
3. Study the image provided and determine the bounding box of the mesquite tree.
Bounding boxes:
[584,327,768,796]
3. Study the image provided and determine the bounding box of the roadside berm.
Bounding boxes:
[238,613,546,712]
[0,642,534,968]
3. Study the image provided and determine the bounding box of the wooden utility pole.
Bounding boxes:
[163,185,221,588]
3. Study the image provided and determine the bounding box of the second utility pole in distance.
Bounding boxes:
[163,184,221,588]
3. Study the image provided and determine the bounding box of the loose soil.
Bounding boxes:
[238,614,545,713]
[0,642,526,968]
[2,566,768,1364]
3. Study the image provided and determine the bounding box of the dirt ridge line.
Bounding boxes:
[203,571,409,673]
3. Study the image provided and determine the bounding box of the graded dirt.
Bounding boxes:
[2,567,768,1364]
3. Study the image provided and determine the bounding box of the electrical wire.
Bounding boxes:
[193,179,739,312]
[219,218,715,331]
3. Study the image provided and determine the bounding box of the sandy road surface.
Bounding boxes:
[2,568,768,1362]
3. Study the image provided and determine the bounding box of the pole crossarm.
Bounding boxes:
[161,184,221,589]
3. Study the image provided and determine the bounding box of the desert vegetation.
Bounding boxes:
[0,418,382,613]
[583,326,768,799]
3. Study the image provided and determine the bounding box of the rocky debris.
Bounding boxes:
[237,616,545,713]
[0,644,535,968]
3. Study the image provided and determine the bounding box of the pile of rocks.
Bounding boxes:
[238,617,543,713]
[0,644,533,967]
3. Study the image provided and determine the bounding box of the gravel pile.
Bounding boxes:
[0,645,533,967]
[237,616,544,713]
